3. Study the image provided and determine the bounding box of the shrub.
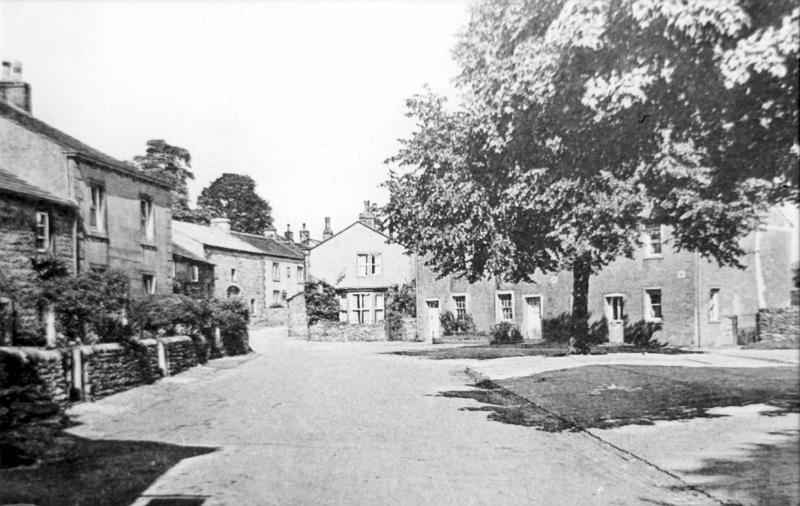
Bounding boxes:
[304,280,339,324]
[211,298,250,355]
[386,282,416,318]
[129,294,214,339]
[440,311,458,336]
[490,322,522,344]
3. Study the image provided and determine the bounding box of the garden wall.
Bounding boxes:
[308,321,386,342]
[162,335,201,376]
[0,347,68,429]
[287,293,309,338]
[82,340,161,399]
[387,317,419,341]
[756,307,800,346]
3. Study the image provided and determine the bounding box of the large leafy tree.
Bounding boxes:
[197,173,273,234]
[385,0,798,345]
[133,139,210,224]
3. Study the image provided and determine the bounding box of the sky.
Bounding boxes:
[0,0,471,238]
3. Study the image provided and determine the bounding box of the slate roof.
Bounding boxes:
[232,232,305,261]
[172,220,266,255]
[0,100,169,189]
[0,167,77,207]
[171,241,213,265]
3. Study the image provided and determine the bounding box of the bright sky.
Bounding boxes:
[0,0,471,238]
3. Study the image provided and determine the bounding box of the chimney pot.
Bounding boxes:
[1,62,10,81]
[284,224,294,242]
[322,217,333,240]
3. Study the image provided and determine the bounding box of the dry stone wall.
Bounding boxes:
[0,347,68,429]
[83,340,161,399]
[756,307,800,346]
[308,321,386,342]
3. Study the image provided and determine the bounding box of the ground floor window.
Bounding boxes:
[496,292,514,321]
[708,288,720,322]
[340,291,385,324]
[191,265,199,282]
[272,290,281,306]
[227,285,240,298]
[142,274,156,295]
[452,295,467,319]
[644,289,662,322]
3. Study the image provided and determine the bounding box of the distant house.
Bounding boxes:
[307,201,415,325]
[416,210,795,347]
[233,230,305,308]
[171,238,215,299]
[172,219,267,320]
[0,62,173,296]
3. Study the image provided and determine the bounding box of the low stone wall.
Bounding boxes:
[387,317,420,341]
[0,347,68,429]
[308,321,386,342]
[287,293,310,339]
[262,307,289,327]
[163,336,200,376]
[83,340,161,400]
[756,307,800,346]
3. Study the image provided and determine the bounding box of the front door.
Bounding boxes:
[426,299,440,342]
[604,295,625,344]
[523,296,543,340]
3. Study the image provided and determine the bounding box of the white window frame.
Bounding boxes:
[708,288,721,323]
[140,197,155,242]
[495,291,514,322]
[142,273,156,295]
[604,293,625,321]
[350,292,373,324]
[272,290,281,306]
[231,268,238,282]
[374,293,385,322]
[644,288,663,322]
[451,293,468,319]
[297,265,304,284]
[191,265,199,282]
[272,262,280,282]
[90,184,106,232]
[35,211,50,252]
[356,253,382,277]
[643,224,663,258]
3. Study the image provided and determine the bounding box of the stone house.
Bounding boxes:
[0,63,173,297]
[307,201,415,325]
[0,168,78,343]
[171,240,215,299]
[416,210,795,347]
[172,219,267,321]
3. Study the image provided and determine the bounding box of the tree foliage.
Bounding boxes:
[197,173,273,234]
[385,0,798,344]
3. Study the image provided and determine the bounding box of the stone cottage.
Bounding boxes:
[416,209,795,347]
[172,239,215,299]
[172,219,267,321]
[0,63,173,296]
[307,201,415,325]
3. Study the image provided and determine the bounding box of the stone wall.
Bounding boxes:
[83,340,161,400]
[262,307,289,327]
[308,321,386,342]
[387,316,419,341]
[162,335,200,375]
[756,307,800,346]
[0,347,68,429]
[287,293,309,338]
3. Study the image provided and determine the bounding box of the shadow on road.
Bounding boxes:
[0,429,216,506]
[662,430,800,506]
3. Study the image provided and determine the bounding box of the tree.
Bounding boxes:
[133,139,210,224]
[385,0,798,348]
[197,173,273,234]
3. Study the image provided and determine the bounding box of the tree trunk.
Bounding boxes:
[570,253,592,353]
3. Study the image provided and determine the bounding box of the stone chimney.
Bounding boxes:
[284,224,294,242]
[299,223,310,245]
[210,217,231,233]
[264,225,277,239]
[0,61,31,113]
[358,200,376,229]
[322,217,333,241]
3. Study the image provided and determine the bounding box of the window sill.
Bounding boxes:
[87,231,109,241]
[643,255,664,260]
[141,242,158,250]
[644,318,663,323]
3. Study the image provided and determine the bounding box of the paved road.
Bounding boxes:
[68,328,715,506]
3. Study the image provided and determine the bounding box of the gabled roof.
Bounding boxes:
[171,241,214,265]
[0,100,170,189]
[0,167,77,208]
[172,220,266,255]
[232,232,305,261]
[308,220,392,251]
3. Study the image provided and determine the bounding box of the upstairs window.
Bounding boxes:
[453,295,467,319]
[272,290,281,306]
[272,262,280,281]
[357,254,382,277]
[644,225,663,257]
[35,212,51,252]
[191,265,199,282]
[89,185,106,232]
[644,289,663,321]
[230,268,238,282]
[709,288,720,322]
[286,265,291,279]
[140,197,155,241]
[297,265,304,283]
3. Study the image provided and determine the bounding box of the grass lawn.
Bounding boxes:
[441,365,799,432]
[393,342,696,360]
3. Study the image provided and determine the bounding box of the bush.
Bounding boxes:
[304,280,339,324]
[386,282,416,318]
[129,294,214,339]
[440,311,476,336]
[490,322,522,344]
[212,298,250,355]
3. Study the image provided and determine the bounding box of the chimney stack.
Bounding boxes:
[322,217,333,241]
[0,60,31,112]
[299,223,310,245]
[358,200,376,229]
[210,217,231,233]
[284,224,294,242]
[264,225,277,239]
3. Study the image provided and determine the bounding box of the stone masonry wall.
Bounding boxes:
[308,321,386,342]
[0,347,68,429]
[387,317,419,341]
[163,335,200,376]
[83,340,161,400]
[287,293,309,338]
[756,307,800,346]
